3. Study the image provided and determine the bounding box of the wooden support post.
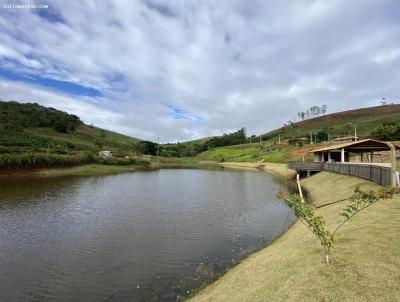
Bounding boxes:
[387,143,397,186]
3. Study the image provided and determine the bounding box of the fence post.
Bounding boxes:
[369,165,372,181]
[296,174,304,203]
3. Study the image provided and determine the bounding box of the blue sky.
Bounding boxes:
[0,0,399,142]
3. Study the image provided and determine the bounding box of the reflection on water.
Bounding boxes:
[0,169,295,301]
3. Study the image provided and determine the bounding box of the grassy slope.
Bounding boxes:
[197,142,318,163]
[0,124,140,153]
[190,172,400,302]
[263,104,400,140]
[0,101,141,153]
[220,162,296,179]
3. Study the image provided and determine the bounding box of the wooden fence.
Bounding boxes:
[288,162,393,186]
[288,162,323,171]
[323,163,392,186]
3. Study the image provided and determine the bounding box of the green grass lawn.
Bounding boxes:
[190,172,400,302]
[0,124,140,154]
[197,142,315,163]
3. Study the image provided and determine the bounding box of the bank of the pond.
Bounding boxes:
[0,163,154,177]
[190,171,400,302]
[219,162,296,179]
[0,157,219,178]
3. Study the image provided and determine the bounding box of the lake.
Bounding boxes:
[0,168,295,301]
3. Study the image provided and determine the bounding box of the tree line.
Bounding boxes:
[134,128,247,157]
[297,104,328,121]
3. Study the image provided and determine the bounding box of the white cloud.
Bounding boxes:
[0,0,399,142]
[373,48,400,64]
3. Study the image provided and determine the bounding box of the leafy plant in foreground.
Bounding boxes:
[277,187,392,264]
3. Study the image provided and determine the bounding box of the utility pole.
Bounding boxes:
[346,122,353,139]
[310,133,313,144]
[354,125,357,141]
[259,136,262,145]
[156,137,160,169]
[278,134,281,144]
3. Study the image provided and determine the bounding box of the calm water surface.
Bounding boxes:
[0,168,295,301]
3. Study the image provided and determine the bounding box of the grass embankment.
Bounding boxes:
[0,154,216,178]
[190,172,400,302]
[220,162,296,179]
[197,142,317,163]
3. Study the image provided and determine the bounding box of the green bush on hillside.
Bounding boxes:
[0,101,82,133]
[95,157,150,166]
[371,123,400,140]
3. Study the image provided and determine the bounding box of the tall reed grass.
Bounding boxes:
[0,153,150,169]
[0,153,94,169]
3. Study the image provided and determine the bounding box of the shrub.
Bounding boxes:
[0,153,95,169]
[95,157,150,166]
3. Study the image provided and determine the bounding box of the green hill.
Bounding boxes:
[0,101,141,155]
[2,101,400,167]
[261,104,400,141]
[197,104,400,163]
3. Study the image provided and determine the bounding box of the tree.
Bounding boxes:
[136,141,157,155]
[53,121,68,133]
[297,112,306,120]
[310,105,321,117]
[278,187,386,264]
[316,129,328,142]
[321,104,327,115]
[371,124,400,140]
[205,128,247,149]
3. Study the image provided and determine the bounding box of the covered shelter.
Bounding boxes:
[289,139,399,186]
[310,139,397,166]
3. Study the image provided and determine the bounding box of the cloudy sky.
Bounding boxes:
[0,0,399,142]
